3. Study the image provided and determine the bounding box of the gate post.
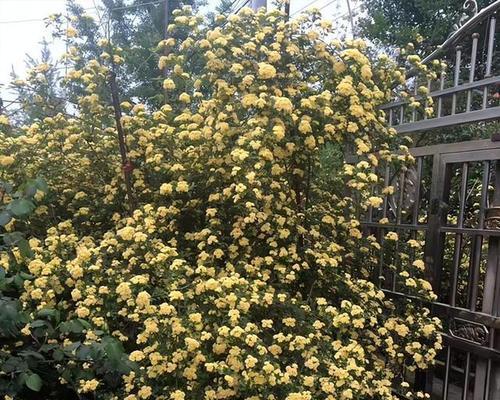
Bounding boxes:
[481,160,500,399]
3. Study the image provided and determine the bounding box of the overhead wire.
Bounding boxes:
[0,0,164,24]
[290,0,325,17]
[232,0,251,15]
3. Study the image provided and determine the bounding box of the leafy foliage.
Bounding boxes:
[357,0,491,53]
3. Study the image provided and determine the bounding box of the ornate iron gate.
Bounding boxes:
[365,140,500,399]
[363,1,500,399]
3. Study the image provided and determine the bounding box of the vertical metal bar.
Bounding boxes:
[478,161,490,230]
[468,161,490,311]
[476,358,490,400]
[412,80,418,122]
[393,170,405,292]
[467,33,479,112]
[412,157,423,226]
[379,164,391,288]
[389,108,394,126]
[483,17,496,109]
[483,161,500,313]
[378,228,386,288]
[368,170,375,223]
[484,359,492,400]
[400,105,404,126]
[451,162,469,307]
[438,70,446,117]
[397,170,405,225]
[452,46,462,115]
[482,161,500,400]
[458,163,469,228]
[424,79,431,120]
[424,154,449,290]
[382,165,390,219]
[392,237,399,292]
[443,347,452,400]
[451,232,464,307]
[463,352,471,400]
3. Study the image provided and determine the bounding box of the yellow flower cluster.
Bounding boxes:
[0,5,441,400]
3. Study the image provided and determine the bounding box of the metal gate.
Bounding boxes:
[363,140,500,399]
[363,2,500,399]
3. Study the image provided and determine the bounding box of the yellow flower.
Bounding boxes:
[304,135,316,149]
[163,79,176,90]
[257,62,276,79]
[71,288,82,301]
[245,355,258,369]
[385,231,399,241]
[66,27,78,38]
[361,64,373,80]
[272,125,285,140]
[179,93,191,103]
[117,226,135,241]
[176,180,189,192]
[185,337,200,351]
[337,76,355,96]
[20,324,31,336]
[138,386,152,399]
[169,290,184,301]
[0,156,14,166]
[79,379,99,393]
[367,196,383,208]
[413,260,425,270]
[170,391,186,400]
[298,119,312,134]
[242,93,258,108]
[160,183,173,195]
[116,282,132,300]
[136,291,151,308]
[274,96,293,113]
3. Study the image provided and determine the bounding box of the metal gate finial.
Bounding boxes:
[452,0,479,32]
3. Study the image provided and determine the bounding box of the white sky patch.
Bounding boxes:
[0,0,358,101]
[0,0,103,97]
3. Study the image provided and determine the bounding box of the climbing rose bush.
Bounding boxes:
[0,6,441,400]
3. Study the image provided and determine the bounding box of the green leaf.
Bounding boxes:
[60,320,84,334]
[0,181,13,194]
[78,318,91,329]
[24,182,37,197]
[8,199,35,217]
[3,231,23,246]
[18,238,33,258]
[0,211,11,226]
[53,349,64,361]
[30,320,47,328]
[103,336,124,362]
[19,350,45,360]
[38,308,56,318]
[25,373,42,392]
[19,272,34,280]
[34,177,48,193]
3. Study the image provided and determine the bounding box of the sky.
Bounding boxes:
[0,0,356,101]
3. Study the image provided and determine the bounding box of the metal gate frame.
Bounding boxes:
[369,2,500,398]
[362,139,500,399]
[414,139,500,399]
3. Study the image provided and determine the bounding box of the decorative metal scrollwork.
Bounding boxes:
[451,0,479,33]
[449,318,489,345]
[485,206,500,230]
